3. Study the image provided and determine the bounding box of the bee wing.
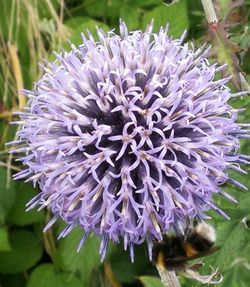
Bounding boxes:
[164,255,190,264]
[186,246,220,261]
[164,246,220,264]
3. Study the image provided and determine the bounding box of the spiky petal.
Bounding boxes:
[12,21,249,261]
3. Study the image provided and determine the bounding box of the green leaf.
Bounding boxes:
[222,259,250,287]
[55,227,101,286]
[237,192,250,213]
[139,276,164,287]
[120,4,140,30]
[26,264,82,287]
[64,17,110,48]
[109,244,148,283]
[85,0,121,18]
[204,190,250,287]
[0,167,16,224]
[141,0,189,37]
[0,273,26,287]
[0,230,43,274]
[205,213,249,271]
[7,182,44,226]
[0,227,11,251]
[126,0,161,7]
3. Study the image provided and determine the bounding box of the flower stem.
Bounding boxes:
[201,0,218,23]
[104,262,122,287]
[156,265,181,287]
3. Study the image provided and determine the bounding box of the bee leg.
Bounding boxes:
[188,262,204,271]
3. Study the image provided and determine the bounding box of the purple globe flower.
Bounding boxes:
[12,21,249,261]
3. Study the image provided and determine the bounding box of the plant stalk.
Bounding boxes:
[156,265,181,287]
[201,0,218,23]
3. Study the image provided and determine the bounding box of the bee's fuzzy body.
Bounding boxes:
[153,222,218,270]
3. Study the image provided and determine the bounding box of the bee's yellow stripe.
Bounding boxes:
[184,243,198,257]
[156,251,165,268]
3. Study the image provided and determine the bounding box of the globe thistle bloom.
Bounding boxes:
[11,21,249,261]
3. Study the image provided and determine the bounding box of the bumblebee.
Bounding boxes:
[153,222,219,270]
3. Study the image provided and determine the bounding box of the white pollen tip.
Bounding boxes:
[195,222,216,243]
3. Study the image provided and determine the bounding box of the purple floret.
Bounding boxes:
[11,21,249,261]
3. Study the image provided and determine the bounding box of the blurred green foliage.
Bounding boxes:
[0,0,250,286]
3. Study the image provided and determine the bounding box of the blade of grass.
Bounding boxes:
[8,44,25,110]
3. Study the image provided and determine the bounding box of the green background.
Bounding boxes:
[0,0,250,286]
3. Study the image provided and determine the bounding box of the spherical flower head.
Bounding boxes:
[12,21,249,262]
